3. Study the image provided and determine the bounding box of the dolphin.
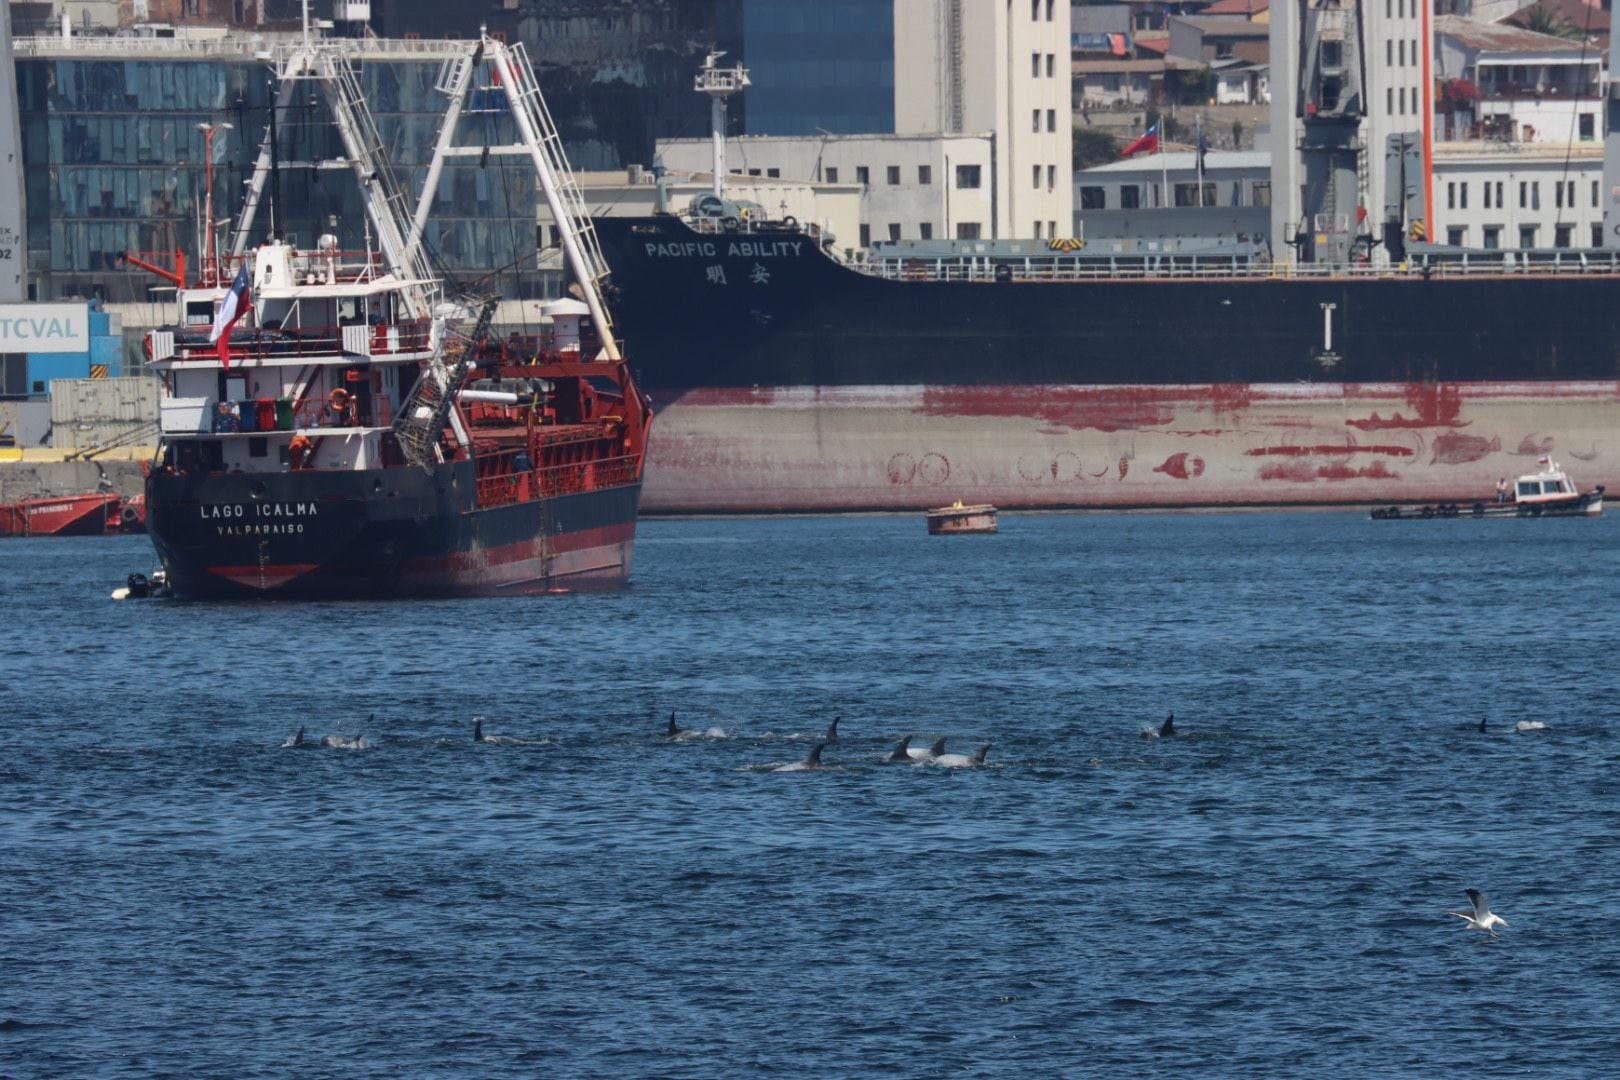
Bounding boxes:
[825,716,842,740]
[933,742,991,768]
[666,710,701,740]
[1478,717,1488,734]
[321,714,370,749]
[773,743,825,773]
[279,726,306,749]
[474,717,486,743]
[886,735,945,763]
[1142,712,1176,739]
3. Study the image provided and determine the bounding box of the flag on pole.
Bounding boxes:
[209,263,251,370]
[1120,120,1161,158]
[1197,123,1208,175]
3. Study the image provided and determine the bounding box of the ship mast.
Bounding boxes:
[695,52,750,201]
[1294,0,1369,265]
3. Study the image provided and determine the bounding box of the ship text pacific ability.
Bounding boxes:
[643,240,803,259]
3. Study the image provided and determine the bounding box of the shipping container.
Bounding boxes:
[48,376,159,451]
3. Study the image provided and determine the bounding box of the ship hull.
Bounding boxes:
[594,216,1620,512]
[146,463,641,599]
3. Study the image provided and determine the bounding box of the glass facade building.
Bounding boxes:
[739,0,894,136]
[15,47,554,303]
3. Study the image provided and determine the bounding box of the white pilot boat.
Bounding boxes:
[1370,459,1604,519]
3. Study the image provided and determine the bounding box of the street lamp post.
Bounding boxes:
[196,122,234,285]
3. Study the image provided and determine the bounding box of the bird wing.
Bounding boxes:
[1466,889,1489,917]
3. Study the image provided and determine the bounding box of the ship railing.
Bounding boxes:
[176,320,434,365]
[682,215,824,241]
[473,453,639,508]
[862,252,1620,282]
[203,394,396,435]
[124,249,395,290]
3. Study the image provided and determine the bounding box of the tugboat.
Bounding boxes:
[1371,458,1604,520]
[137,32,650,598]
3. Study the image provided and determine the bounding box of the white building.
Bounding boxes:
[654,133,994,246]
[1431,144,1604,249]
[893,0,1073,239]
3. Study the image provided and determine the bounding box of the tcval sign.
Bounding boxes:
[0,303,91,354]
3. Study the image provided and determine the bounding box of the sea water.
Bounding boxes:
[2,512,1618,1076]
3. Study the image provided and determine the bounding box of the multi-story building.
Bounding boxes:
[655,133,995,244]
[895,0,1074,239]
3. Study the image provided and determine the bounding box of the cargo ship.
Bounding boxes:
[592,3,1620,515]
[139,33,649,599]
[596,213,1620,513]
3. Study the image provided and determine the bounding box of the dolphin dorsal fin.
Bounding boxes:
[667,711,678,736]
[1478,717,1487,733]
[929,737,947,757]
[826,716,840,739]
[806,743,824,766]
[974,742,991,764]
[1160,713,1175,737]
[474,718,484,742]
[887,735,912,761]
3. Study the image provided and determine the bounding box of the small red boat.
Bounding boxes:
[0,492,121,537]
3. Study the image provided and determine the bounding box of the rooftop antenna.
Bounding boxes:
[695,51,749,200]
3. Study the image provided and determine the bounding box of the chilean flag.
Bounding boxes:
[208,264,251,369]
[1120,120,1161,158]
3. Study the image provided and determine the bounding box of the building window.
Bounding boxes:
[1482,225,1501,250]
[1556,224,1573,248]
[956,165,981,188]
[1447,182,1455,210]
[1121,186,1141,209]
[1398,40,1404,66]
[1592,223,1603,248]
[1080,186,1105,209]
[1532,182,1540,210]
[1174,182,1216,206]
[1034,221,1043,238]
[1047,54,1055,78]
[860,223,871,247]
[1519,181,1527,209]
[1387,88,1394,114]
[1460,182,1467,210]
[1581,114,1595,141]
[1446,227,1465,246]
[1520,225,1537,248]
[920,222,933,240]
[1495,181,1503,207]
[183,0,200,14]
[1032,52,1041,78]
[767,168,780,178]
[1387,40,1392,66]
[1047,0,1054,20]
[1556,182,1564,209]
[748,168,762,176]
[1048,109,1057,132]
[887,165,900,185]
[1398,87,1405,114]
[1483,183,1492,210]
[1032,109,1041,133]
[1594,180,1601,208]
[1032,0,1040,19]
[888,223,901,241]
[956,222,981,240]
[918,165,932,185]
[1047,164,1056,191]
[1033,165,1041,189]
[856,166,870,185]
[1252,181,1271,206]
[825,166,838,183]
[1049,220,1057,237]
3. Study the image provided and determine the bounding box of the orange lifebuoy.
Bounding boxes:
[329,387,350,412]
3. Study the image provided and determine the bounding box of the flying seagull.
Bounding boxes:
[1449,888,1510,938]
